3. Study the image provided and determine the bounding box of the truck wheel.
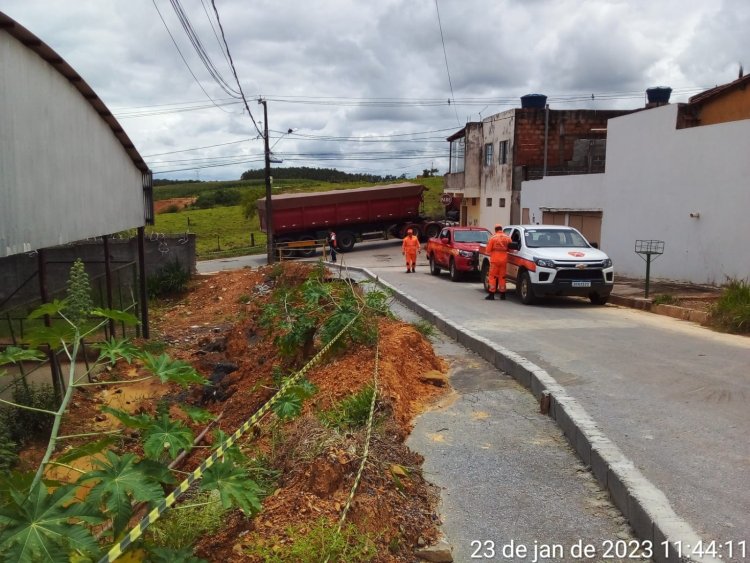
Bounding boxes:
[589,293,609,305]
[481,261,490,292]
[449,259,461,282]
[337,231,356,252]
[296,235,316,258]
[518,271,536,305]
[425,223,441,240]
[276,237,294,259]
[429,255,441,275]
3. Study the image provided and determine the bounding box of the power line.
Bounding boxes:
[210,0,264,138]
[168,0,241,98]
[434,0,461,125]
[151,0,235,113]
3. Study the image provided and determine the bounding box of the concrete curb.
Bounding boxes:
[335,263,719,563]
[609,294,710,325]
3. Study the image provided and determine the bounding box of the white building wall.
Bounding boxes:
[521,104,750,285]
[603,104,750,284]
[521,174,605,226]
[0,31,144,258]
[477,111,514,229]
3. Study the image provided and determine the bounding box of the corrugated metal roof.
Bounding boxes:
[0,11,149,173]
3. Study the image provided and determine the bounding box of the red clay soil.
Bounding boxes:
[153,197,196,214]
[27,263,450,561]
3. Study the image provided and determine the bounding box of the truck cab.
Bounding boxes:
[425,226,491,281]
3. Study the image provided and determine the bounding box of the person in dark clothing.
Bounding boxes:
[328,231,337,262]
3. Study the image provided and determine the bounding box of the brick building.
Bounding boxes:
[443,95,634,233]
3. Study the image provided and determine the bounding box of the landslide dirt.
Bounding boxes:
[48,262,450,561]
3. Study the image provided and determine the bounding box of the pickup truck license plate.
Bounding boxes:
[572,281,591,287]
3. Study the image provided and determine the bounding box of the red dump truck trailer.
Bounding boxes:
[257,182,449,254]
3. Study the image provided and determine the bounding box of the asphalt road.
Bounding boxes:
[199,240,750,557]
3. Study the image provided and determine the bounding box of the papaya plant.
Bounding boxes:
[0,262,262,562]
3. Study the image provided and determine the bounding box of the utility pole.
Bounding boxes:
[260,98,274,264]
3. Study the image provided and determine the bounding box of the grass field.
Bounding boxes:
[150,176,446,259]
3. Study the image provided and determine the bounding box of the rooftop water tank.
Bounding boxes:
[646,87,672,106]
[520,94,547,109]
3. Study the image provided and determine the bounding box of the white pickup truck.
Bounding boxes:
[478,225,614,305]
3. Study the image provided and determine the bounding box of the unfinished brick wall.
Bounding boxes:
[513,109,632,174]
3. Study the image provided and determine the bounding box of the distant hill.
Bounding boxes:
[240,166,406,184]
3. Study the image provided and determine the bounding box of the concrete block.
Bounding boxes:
[574,428,592,467]
[554,403,578,444]
[627,492,654,548]
[589,445,609,488]
[606,465,631,521]
[652,523,684,563]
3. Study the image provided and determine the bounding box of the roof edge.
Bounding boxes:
[0,11,149,173]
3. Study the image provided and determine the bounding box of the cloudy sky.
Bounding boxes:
[2,0,748,180]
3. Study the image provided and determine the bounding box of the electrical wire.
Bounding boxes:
[434,0,461,125]
[151,0,236,114]
[210,0,265,138]
[168,0,241,98]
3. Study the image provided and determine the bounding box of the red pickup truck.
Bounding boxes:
[424,226,492,281]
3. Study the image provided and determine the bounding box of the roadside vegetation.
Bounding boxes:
[711,279,750,333]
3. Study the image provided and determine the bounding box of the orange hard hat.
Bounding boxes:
[494,224,503,231]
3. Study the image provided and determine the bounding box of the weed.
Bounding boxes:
[140,339,168,355]
[412,320,436,338]
[244,516,377,562]
[243,455,281,497]
[711,280,750,333]
[237,294,251,304]
[320,385,375,430]
[147,260,191,298]
[163,204,180,214]
[0,411,18,472]
[651,294,679,306]
[145,490,227,551]
[9,383,56,443]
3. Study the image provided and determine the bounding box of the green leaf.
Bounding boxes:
[91,308,139,326]
[211,429,244,464]
[137,352,206,388]
[80,451,164,537]
[23,324,77,350]
[147,546,208,563]
[92,337,139,365]
[180,404,216,424]
[100,406,153,430]
[56,437,118,465]
[136,459,177,485]
[0,481,104,562]
[143,414,194,460]
[272,392,303,420]
[200,460,261,515]
[0,346,45,366]
[27,299,67,320]
[290,379,317,400]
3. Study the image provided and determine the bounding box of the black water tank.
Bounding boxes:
[646,87,672,105]
[520,94,547,109]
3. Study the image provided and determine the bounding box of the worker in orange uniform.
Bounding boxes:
[485,224,512,300]
[401,228,421,273]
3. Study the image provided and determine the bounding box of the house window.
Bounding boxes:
[484,143,494,166]
[486,198,492,207]
[498,140,508,164]
[471,198,478,206]
[499,198,506,208]
[450,137,465,173]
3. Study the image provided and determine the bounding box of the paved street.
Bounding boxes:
[199,240,750,559]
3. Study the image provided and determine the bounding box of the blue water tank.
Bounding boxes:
[520,94,547,109]
[646,87,672,105]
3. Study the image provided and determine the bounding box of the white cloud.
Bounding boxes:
[2,0,747,179]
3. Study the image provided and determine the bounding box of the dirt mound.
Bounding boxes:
[32,262,449,561]
[154,197,196,214]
